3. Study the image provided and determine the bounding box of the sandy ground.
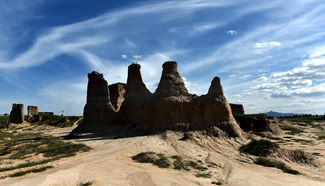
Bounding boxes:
[0,121,324,186]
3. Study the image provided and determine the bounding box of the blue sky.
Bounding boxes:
[1,0,325,115]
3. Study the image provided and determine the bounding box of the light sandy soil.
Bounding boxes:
[0,120,324,186]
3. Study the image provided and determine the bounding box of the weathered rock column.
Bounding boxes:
[118,63,153,126]
[207,77,224,98]
[155,61,189,97]
[9,104,24,124]
[201,77,242,137]
[126,63,151,98]
[230,104,245,115]
[27,106,38,120]
[83,71,115,126]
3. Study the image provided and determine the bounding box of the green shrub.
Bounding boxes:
[255,157,299,175]
[185,160,207,171]
[318,136,325,140]
[312,152,322,156]
[280,125,304,135]
[131,152,157,163]
[131,152,171,168]
[8,166,53,177]
[0,131,91,172]
[37,115,80,128]
[240,139,279,156]
[195,172,211,178]
[0,115,9,129]
[78,181,93,186]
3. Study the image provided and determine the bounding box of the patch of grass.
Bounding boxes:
[280,116,324,122]
[195,172,211,178]
[153,153,171,168]
[311,124,323,130]
[234,114,267,120]
[240,139,279,156]
[318,136,325,140]
[170,155,185,170]
[292,139,314,145]
[255,157,299,175]
[253,132,281,140]
[171,155,191,171]
[170,155,182,161]
[132,152,157,163]
[78,181,93,186]
[296,123,307,127]
[0,115,9,129]
[36,115,80,128]
[312,152,322,156]
[0,131,91,173]
[185,160,208,171]
[0,158,58,172]
[0,131,90,160]
[280,125,304,135]
[253,132,267,137]
[131,152,171,168]
[38,137,91,158]
[8,166,53,177]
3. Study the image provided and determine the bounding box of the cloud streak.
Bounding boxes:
[1,0,325,115]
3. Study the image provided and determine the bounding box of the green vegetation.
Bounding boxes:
[131,152,171,168]
[132,152,211,178]
[0,130,91,173]
[132,152,156,163]
[0,115,9,129]
[8,166,53,177]
[255,157,300,175]
[240,139,279,156]
[1,114,82,128]
[78,181,93,186]
[279,125,304,135]
[234,114,267,120]
[185,160,207,171]
[195,172,211,178]
[0,158,58,172]
[211,181,222,185]
[292,138,314,145]
[36,115,81,128]
[253,132,281,140]
[318,135,325,140]
[279,116,324,123]
[171,155,186,170]
[312,152,322,156]
[153,154,171,168]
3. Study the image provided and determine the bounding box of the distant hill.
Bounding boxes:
[266,111,300,117]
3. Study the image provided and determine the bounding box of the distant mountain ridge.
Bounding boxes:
[266,111,301,117]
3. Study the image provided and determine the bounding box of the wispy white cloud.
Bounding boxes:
[132,54,142,59]
[183,2,325,75]
[0,0,240,71]
[227,30,238,36]
[191,23,220,34]
[240,75,251,80]
[255,41,281,49]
